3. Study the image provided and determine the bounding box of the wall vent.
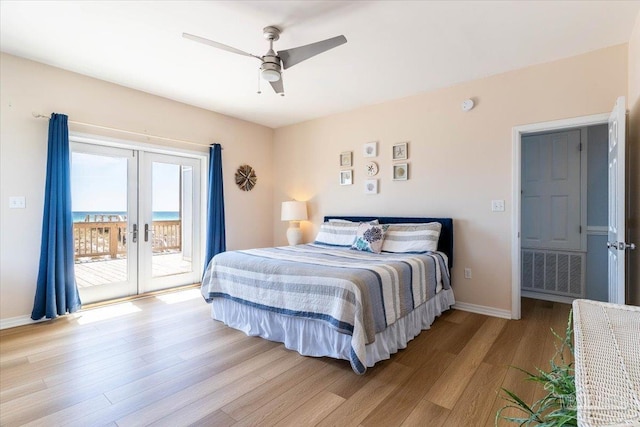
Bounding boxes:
[521,249,585,298]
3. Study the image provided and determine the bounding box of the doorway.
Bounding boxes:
[511,112,610,319]
[70,140,203,304]
[520,125,608,303]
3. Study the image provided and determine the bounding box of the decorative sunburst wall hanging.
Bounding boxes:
[235,164,257,191]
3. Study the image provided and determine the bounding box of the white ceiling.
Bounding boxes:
[1,1,639,128]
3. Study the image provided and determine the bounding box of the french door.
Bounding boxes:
[71,142,202,304]
[140,152,201,293]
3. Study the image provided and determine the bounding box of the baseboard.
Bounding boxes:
[452,302,513,319]
[0,315,47,330]
[521,290,576,305]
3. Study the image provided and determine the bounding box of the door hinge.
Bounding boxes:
[578,142,582,151]
[579,225,582,234]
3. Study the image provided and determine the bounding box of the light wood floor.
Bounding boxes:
[0,291,571,426]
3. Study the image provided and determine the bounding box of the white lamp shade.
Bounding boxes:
[281,201,308,221]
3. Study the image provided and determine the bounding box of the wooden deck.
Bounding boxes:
[74,253,192,288]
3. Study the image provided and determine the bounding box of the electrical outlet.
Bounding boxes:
[491,199,505,212]
[464,268,472,279]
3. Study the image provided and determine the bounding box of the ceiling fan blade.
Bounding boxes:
[278,35,347,70]
[182,33,261,59]
[269,78,284,95]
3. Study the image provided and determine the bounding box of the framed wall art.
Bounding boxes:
[393,163,408,181]
[392,142,408,161]
[364,179,378,194]
[340,151,352,167]
[363,141,377,158]
[340,169,353,185]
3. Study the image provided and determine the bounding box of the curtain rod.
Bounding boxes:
[32,112,221,149]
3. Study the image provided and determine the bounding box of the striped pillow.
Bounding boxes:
[314,220,378,247]
[381,222,442,253]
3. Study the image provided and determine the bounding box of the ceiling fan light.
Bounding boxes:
[261,68,281,82]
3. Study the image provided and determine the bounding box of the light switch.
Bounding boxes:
[491,200,505,212]
[9,196,26,209]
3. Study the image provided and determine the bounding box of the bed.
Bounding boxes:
[201,216,454,374]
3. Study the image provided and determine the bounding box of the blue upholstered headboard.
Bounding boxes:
[323,216,454,268]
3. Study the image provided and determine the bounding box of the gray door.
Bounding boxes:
[521,129,585,298]
[522,130,582,251]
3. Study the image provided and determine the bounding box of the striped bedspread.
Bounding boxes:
[200,244,451,374]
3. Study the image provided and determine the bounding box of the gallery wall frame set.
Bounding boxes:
[339,140,410,187]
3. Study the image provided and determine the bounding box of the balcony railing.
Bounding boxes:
[74,219,181,261]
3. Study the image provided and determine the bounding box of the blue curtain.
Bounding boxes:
[31,113,82,320]
[203,144,226,276]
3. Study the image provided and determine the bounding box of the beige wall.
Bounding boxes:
[0,53,274,322]
[628,11,640,305]
[273,44,629,312]
[1,31,635,323]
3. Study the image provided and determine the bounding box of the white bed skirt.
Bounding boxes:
[211,288,455,369]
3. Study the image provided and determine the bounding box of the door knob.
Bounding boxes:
[609,241,637,250]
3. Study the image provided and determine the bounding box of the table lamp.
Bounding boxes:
[281,201,308,245]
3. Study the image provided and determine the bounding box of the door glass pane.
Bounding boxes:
[71,152,129,289]
[151,162,192,278]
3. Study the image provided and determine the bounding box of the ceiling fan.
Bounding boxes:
[182,26,347,96]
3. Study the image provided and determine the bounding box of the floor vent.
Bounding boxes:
[521,249,584,298]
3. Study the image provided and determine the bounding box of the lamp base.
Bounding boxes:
[286,221,303,246]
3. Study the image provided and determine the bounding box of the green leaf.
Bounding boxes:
[501,388,536,415]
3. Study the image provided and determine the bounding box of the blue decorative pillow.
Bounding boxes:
[351,223,387,254]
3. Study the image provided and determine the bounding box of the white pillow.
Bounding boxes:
[381,222,442,253]
[314,222,359,247]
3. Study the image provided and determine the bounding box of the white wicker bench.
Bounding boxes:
[573,299,640,426]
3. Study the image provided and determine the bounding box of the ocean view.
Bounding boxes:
[73,211,180,222]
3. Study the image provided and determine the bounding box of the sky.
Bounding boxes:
[71,152,180,212]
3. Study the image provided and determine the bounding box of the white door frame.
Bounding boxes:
[511,113,609,319]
